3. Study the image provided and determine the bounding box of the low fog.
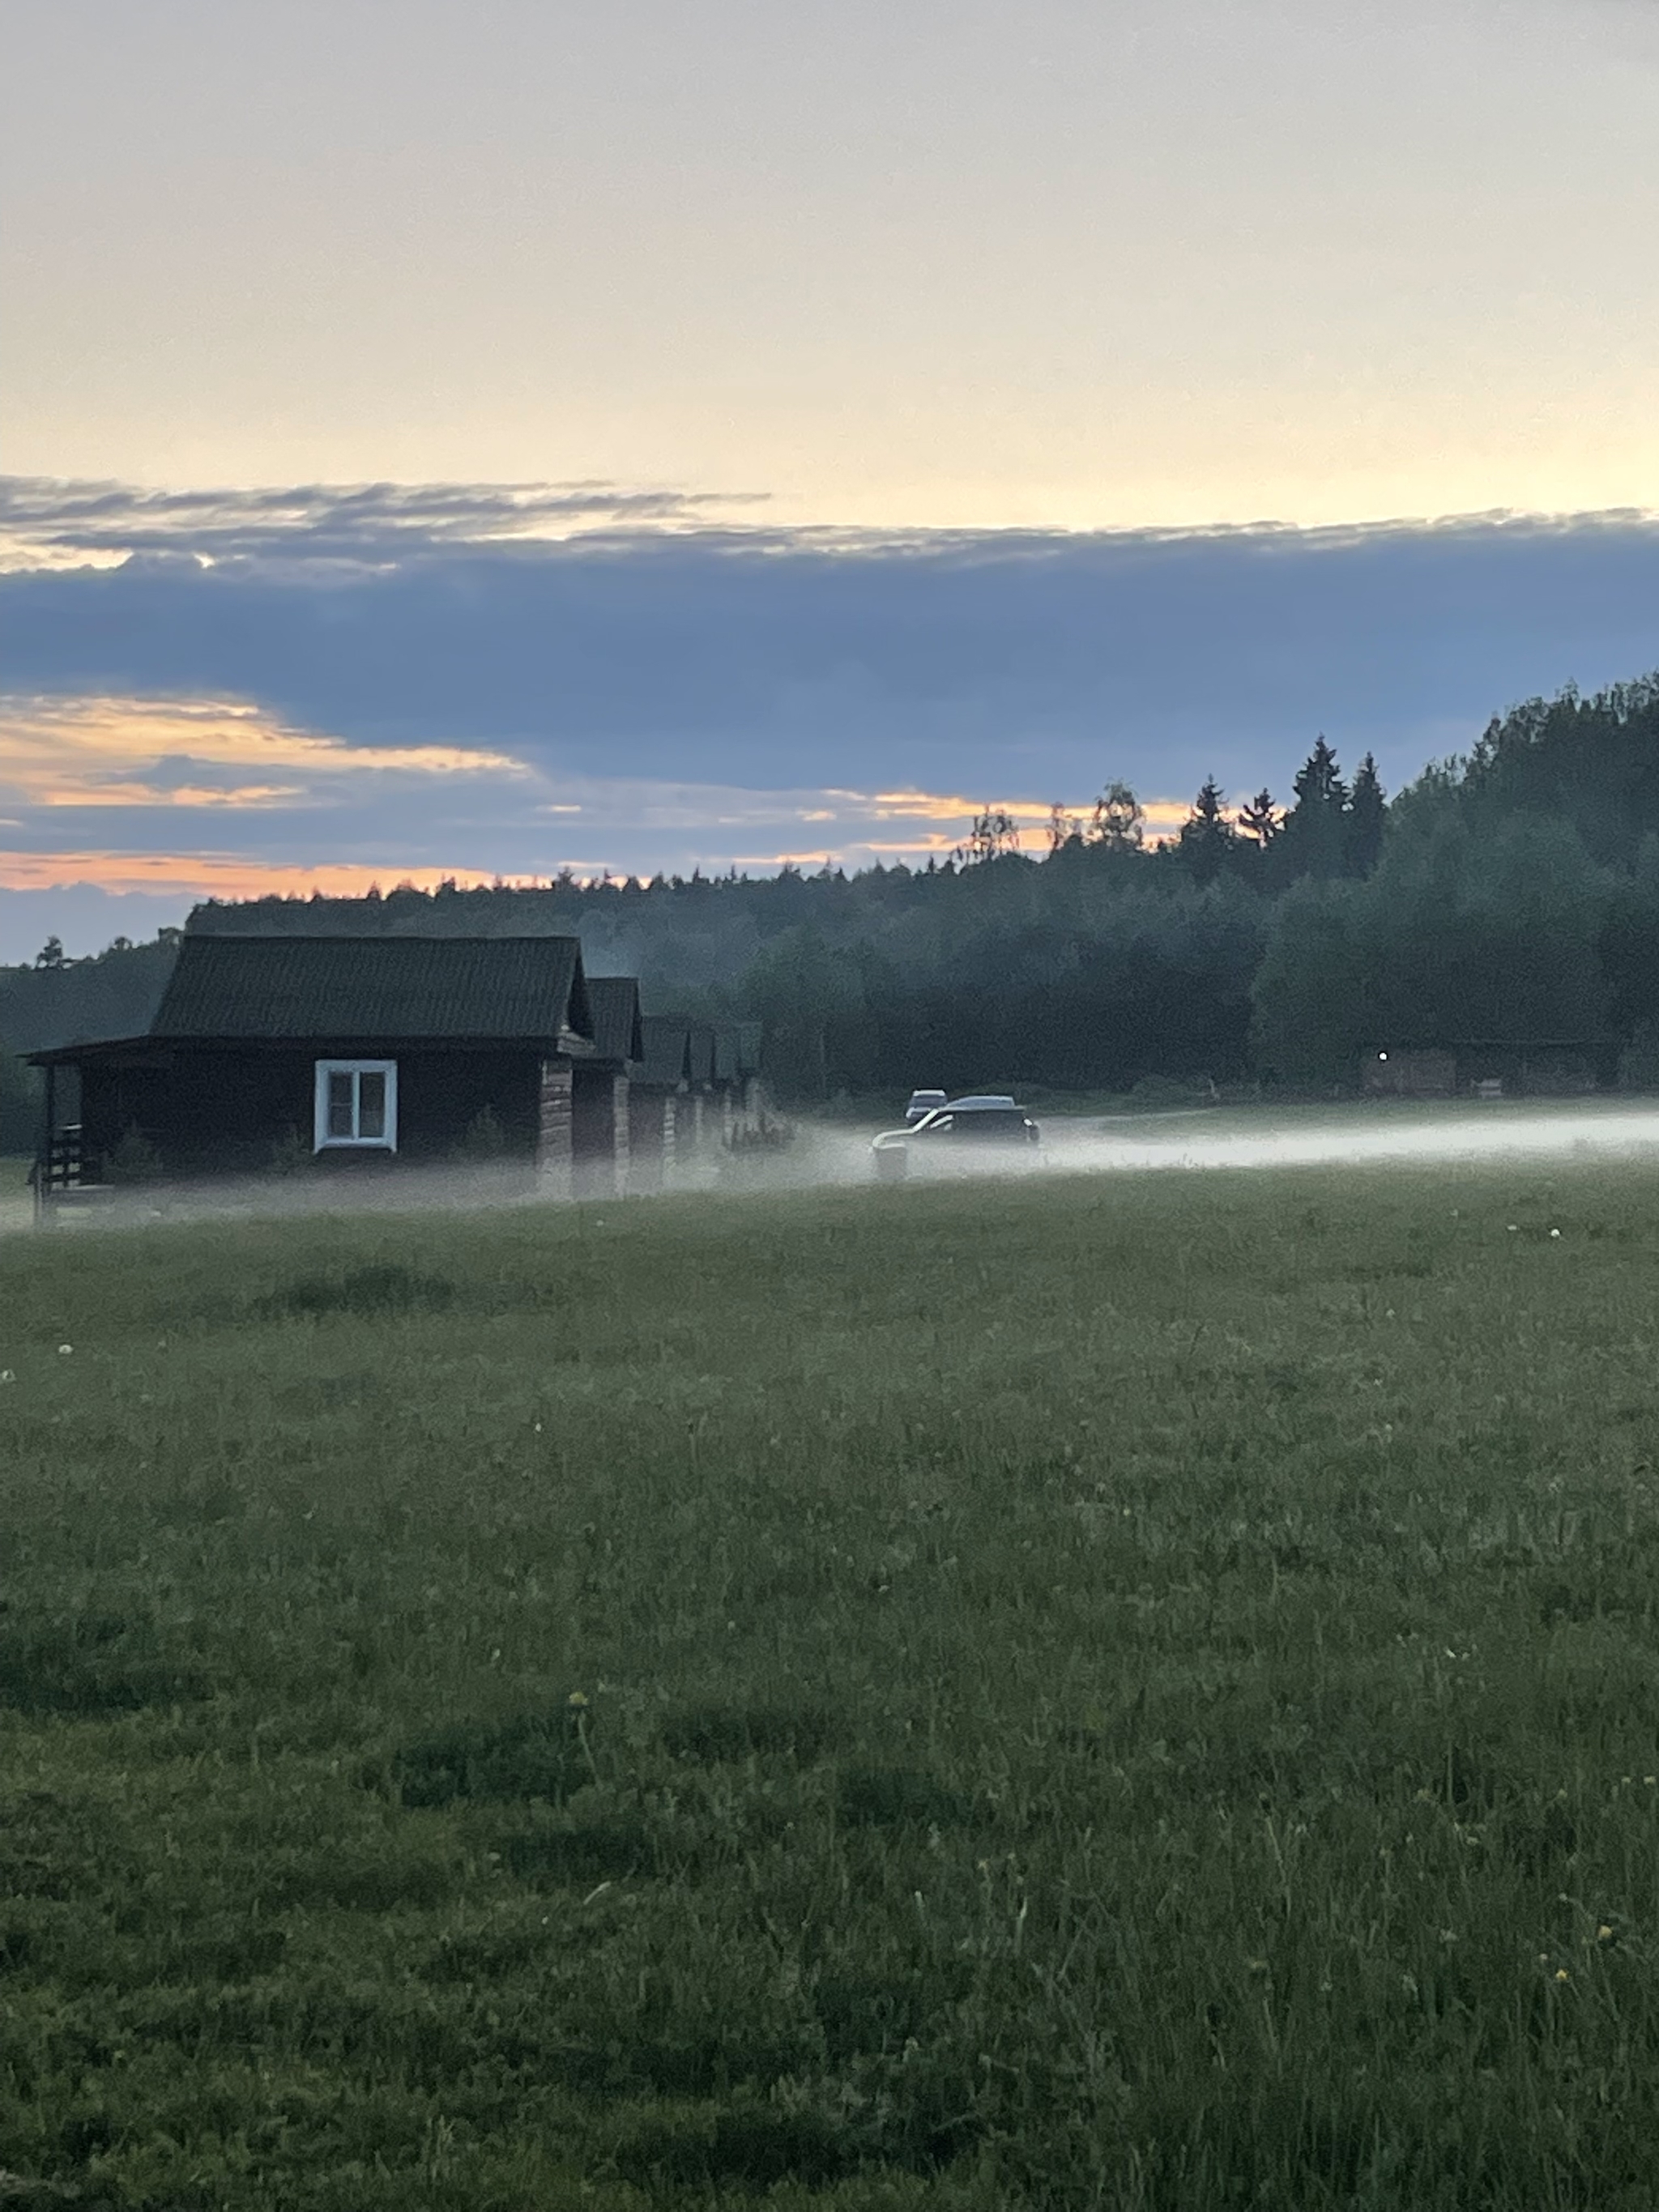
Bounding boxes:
[22,1101,1659,1238]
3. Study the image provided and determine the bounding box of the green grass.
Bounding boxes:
[4,1157,1659,2209]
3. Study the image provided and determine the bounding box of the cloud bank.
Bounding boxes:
[2,475,1657,959]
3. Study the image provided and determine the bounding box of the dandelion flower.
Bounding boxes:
[1555,1967,1571,1983]
[1597,1924,1614,1941]
[566,1690,589,1708]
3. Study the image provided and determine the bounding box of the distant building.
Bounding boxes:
[628,1014,766,1189]
[1362,1048,1456,1097]
[1362,1041,1614,1098]
[574,976,644,1199]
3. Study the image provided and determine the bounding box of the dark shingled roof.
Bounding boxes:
[149,934,592,1042]
[685,1022,716,1087]
[711,1022,761,1083]
[586,977,644,1065]
[638,1015,693,1089]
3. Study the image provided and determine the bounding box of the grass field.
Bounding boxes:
[5,1145,1659,2209]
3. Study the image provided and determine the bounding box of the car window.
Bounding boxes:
[959,1111,1025,1137]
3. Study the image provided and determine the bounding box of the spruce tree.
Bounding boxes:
[1278,737,1350,880]
[1346,752,1387,876]
[1176,776,1238,884]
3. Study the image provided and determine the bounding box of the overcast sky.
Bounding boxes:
[2,0,1657,958]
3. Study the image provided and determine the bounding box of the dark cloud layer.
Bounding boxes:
[3,479,1657,801]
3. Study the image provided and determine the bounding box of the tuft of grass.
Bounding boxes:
[254,1260,456,1320]
[393,1707,595,1809]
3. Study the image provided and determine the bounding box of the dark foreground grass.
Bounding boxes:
[4,1160,1659,2209]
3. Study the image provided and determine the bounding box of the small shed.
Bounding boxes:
[1363,1039,1616,1099]
[29,933,596,1208]
[629,1015,695,1193]
[1362,1048,1456,1097]
[574,976,644,1198]
[711,1021,765,1136]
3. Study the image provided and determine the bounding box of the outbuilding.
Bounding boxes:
[574,975,643,1197]
[629,1015,696,1192]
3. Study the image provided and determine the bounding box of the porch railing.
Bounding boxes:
[32,1125,113,1226]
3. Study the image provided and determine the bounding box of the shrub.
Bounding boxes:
[1128,1072,1215,1110]
[725,1117,797,1154]
[266,1124,312,1178]
[256,1263,456,1320]
[1618,1023,1659,1091]
[104,1124,163,1186]
[452,1105,507,1163]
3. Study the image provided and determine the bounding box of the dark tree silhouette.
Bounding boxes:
[1346,752,1387,876]
[1176,777,1239,885]
[1237,789,1282,851]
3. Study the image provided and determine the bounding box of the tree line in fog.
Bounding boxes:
[5,672,1659,1127]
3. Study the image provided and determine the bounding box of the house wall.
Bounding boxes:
[78,1044,544,1178]
[627,1090,676,1194]
[537,1059,574,1197]
[573,1067,629,1198]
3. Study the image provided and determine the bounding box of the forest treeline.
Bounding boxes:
[4,672,1659,1134]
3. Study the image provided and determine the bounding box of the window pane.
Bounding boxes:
[328,1071,355,1137]
[358,1071,386,1140]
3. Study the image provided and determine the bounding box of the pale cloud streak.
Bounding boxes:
[0,693,526,812]
[0,476,769,573]
[0,852,552,900]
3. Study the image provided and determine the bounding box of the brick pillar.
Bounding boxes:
[537,1059,573,1199]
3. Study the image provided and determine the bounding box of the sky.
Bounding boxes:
[2,0,1657,961]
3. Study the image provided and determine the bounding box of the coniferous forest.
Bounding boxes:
[5,673,1659,1130]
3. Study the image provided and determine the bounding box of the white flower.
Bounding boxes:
[58,1344,73,1355]
[1550,1228,1562,1239]
[0,1370,14,1384]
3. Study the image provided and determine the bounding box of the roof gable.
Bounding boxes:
[638,1015,693,1087]
[150,934,591,1042]
[685,1022,716,1086]
[586,977,644,1064]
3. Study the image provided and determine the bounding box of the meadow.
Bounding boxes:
[4,1147,1659,2210]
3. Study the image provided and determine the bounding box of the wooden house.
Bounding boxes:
[574,976,643,1198]
[29,933,599,1208]
[711,1021,764,1137]
[629,1015,696,1193]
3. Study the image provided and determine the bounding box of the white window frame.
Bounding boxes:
[313,1059,399,1151]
